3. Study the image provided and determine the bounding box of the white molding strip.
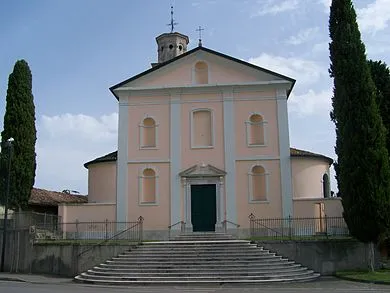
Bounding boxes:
[223,89,237,226]
[128,159,170,164]
[116,98,129,222]
[170,93,182,229]
[276,89,293,218]
[236,156,279,161]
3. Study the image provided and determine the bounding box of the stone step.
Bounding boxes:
[124,249,271,257]
[106,256,284,264]
[111,254,278,261]
[88,266,308,276]
[75,272,321,284]
[99,263,296,271]
[86,267,310,277]
[99,260,296,269]
[74,235,320,284]
[93,263,302,272]
[80,269,315,280]
[116,251,273,257]
[135,244,261,250]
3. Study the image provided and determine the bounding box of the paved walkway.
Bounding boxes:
[0,272,72,284]
[0,274,390,293]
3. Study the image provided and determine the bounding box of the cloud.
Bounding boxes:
[312,41,328,53]
[41,113,118,142]
[248,53,326,85]
[357,0,390,34]
[318,0,331,13]
[251,0,299,17]
[286,27,319,45]
[35,113,118,194]
[289,89,332,116]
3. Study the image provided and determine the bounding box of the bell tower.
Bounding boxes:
[155,6,189,64]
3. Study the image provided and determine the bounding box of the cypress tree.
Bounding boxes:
[367,60,390,155]
[329,0,390,251]
[0,60,37,210]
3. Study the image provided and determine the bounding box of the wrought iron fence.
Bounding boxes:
[0,211,60,231]
[59,218,143,241]
[1,212,144,242]
[249,213,349,239]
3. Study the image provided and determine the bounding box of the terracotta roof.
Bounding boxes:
[85,148,333,168]
[290,147,333,164]
[29,188,87,206]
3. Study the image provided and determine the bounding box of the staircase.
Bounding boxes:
[74,233,320,284]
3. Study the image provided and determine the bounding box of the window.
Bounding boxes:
[139,168,157,204]
[322,173,330,198]
[249,165,268,202]
[194,61,208,84]
[191,109,213,148]
[140,117,157,148]
[246,114,266,146]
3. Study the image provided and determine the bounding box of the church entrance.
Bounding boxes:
[191,184,216,232]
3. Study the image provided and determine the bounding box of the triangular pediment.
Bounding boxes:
[179,163,226,178]
[110,46,295,99]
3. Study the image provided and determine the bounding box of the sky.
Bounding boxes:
[1,0,390,195]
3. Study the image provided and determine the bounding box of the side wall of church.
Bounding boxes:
[291,157,330,199]
[87,162,117,203]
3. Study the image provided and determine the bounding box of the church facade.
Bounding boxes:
[59,30,342,239]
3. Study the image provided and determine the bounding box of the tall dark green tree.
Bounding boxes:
[329,0,390,255]
[367,60,390,155]
[1,60,36,210]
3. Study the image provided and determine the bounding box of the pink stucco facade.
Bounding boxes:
[291,157,330,199]
[59,42,342,238]
[87,162,117,203]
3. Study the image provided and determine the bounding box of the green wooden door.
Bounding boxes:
[191,184,216,232]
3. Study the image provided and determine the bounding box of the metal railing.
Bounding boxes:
[249,213,350,239]
[78,216,144,257]
[0,212,144,242]
[168,221,185,239]
[58,218,144,241]
[0,211,61,231]
[222,219,240,233]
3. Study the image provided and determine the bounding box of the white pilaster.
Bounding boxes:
[276,88,293,218]
[116,98,129,222]
[170,93,182,229]
[223,89,237,226]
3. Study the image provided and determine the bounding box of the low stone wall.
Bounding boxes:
[257,239,380,275]
[0,230,137,277]
[31,243,135,277]
[0,229,379,277]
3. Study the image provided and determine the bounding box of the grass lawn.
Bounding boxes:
[336,269,390,284]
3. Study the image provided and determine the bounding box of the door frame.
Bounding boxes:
[182,177,224,232]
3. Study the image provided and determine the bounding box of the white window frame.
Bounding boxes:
[248,164,270,203]
[245,113,268,147]
[139,116,159,150]
[138,166,159,206]
[190,108,215,149]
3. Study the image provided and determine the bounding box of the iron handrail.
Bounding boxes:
[168,221,185,230]
[78,216,143,257]
[248,213,283,237]
[222,219,240,228]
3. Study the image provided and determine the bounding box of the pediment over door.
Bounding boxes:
[179,163,226,178]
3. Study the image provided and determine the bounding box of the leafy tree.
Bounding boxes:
[329,0,390,269]
[0,60,37,210]
[367,60,390,155]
